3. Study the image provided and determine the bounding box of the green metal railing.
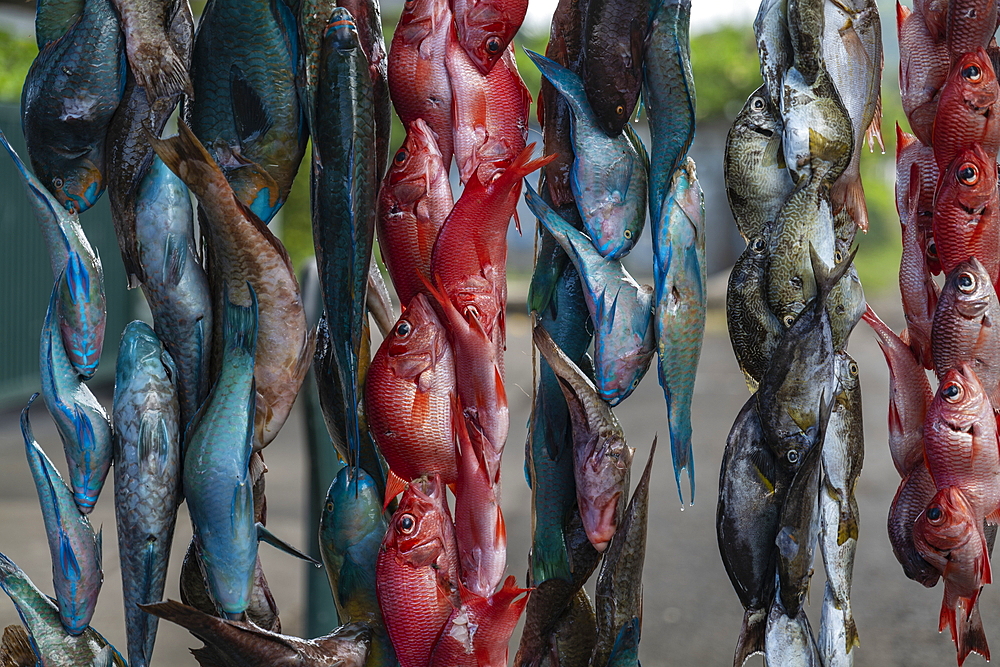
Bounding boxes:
[0,103,137,405]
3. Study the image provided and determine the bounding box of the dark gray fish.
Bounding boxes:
[887,462,940,587]
[727,233,782,393]
[754,0,791,111]
[764,596,822,667]
[538,589,597,667]
[581,0,646,137]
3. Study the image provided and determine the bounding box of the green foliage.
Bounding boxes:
[690,25,761,121]
[0,31,37,103]
[279,142,315,271]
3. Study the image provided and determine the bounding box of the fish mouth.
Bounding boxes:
[580,497,621,552]
[64,179,101,214]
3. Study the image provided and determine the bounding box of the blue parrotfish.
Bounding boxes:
[112,321,182,667]
[21,395,103,637]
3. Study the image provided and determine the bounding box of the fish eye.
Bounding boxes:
[927,505,944,524]
[957,271,977,293]
[616,105,624,116]
[786,450,799,464]
[485,36,502,54]
[926,240,938,258]
[963,64,982,82]
[849,361,858,376]
[752,236,766,253]
[631,377,640,388]
[394,149,407,165]
[325,502,334,512]
[957,163,979,186]
[835,249,844,263]
[751,96,765,111]
[398,513,416,533]
[941,381,964,403]
[395,320,412,337]
[782,314,795,327]
[53,177,64,189]
[624,229,632,240]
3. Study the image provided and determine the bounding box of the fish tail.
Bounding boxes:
[147,122,228,201]
[222,284,259,358]
[508,143,557,181]
[954,597,990,665]
[810,242,856,305]
[734,608,766,667]
[830,173,869,232]
[866,93,884,153]
[844,607,860,652]
[133,43,193,103]
[0,624,35,667]
[666,400,695,506]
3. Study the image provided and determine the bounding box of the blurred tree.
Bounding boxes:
[690,25,762,120]
[0,31,36,103]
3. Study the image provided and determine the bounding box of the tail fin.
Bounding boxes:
[0,623,36,667]
[133,42,193,103]
[830,172,869,232]
[223,284,259,357]
[505,143,557,183]
[947,596,991,665]
[811,242,857,305]
[147,122,228,201]
[734,608,766,667]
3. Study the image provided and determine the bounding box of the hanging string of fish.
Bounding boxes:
[874,1,1000,664]
[717,0,879,664]
[514,0,697,663]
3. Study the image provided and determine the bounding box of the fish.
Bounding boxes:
[376,121,454,309]
[431,144,551,361]
[448,36,531,186]
[532,324,634,553]
[644,0,696,224]
[817,352,864,666]
[723,85,795,242]
[861,305,933,477]
[311,8,378,471]
[758,248,848,475]
[827,218,866,353]
[149,121,312,450]
[141,600,372,667]
[590,439,654,667]
[931,146,1000,287]
[38,281,113,514]
[537,589,597,667]
[923,364,1000,518]
[367,260,396,337]
[376,475,461,667]
[111,322,181,667]
[727,233,783,393]
[947,0,998,59]
[453,406,507,598]
[525,49,649,260]
[429,576,531,666]
[188,0,305,207]
[33,0,86,50]
[0,552,125,667]
[21,0,124,213]
[888,461,942,587]
[654,157,705,505]
[451,0,528,75]
[580,0,645,138]
[133,156,212,432]
[318,465,395,667]
[897,157,939,369]
[898,1,951,146]
[764,597,822,667]
[526,182,656,406]
[932,49,1000,175]
[110,0,193,102]
[716,396,789,667]
[754,0,791,112]
[366,294,457,498]
[21,397,103,637]
[0,624,36,667]
[823,0,883,231]
[387,0,455,169]
[182,290,259,618]
[913,487,992,665]
[894,126,940,278]
[930,259,1000,404]
[1,131,106,380]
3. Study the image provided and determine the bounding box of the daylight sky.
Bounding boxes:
[524,0,758,33]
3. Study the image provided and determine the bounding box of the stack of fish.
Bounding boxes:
[718,0,879,664]
[514,0,698,663]
[879,1,1000,663]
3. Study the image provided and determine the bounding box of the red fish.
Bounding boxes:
[862,305,934,476]
[895,125,941,274]
[453,404,506,598]
[914,0,948,41]
[923,364,1000,516]
[377,120,454,307]
[450,0,528,75]
[447,31,531,186]
[899,1,952,145]
[931,146,1000,285]
[388,0,455,167]
[932,49,1000,172]
[898,159,940,368]
[947,0,998,60]
[366,295,458,505]
[429,144,553,356]
[376,475,461,667]
[428,576,531,666]
[913,486,992,664]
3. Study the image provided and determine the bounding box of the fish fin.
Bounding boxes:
[808,128,851,170]
[845,609,860,651]
[63,250,90,305]
[147,122,228,201]
[811,242,857,304]
[230,65,273,149]
[383,470,407,510]
[894,123,915,159]
[608,616,640,664]
[223,284,259,357]
[59,531,82,582]
[866,92,884,153]
[958,597,991,664]
[507,143,557,181]
[163,233,187,288]
[133,39,192,103]
[137,412,171,478]
[0,624,37,667]
[522,49,591,123]
[623,123,650,174]
[830,173,869,232]
[255,523,321,566]
[605,154,635,203]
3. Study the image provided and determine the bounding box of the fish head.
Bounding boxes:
[396,0,441,42]
[577,432,634,551]
[913,487,985,595]
[39,153,103,214]
[930,363,991,430]
[114,321,174,388]
[325,7,361,50]
[224,161,282,224]
[385,294,450,380]
[384,475,454,568]
[324,465,385,552]
[455,1,523,75]
[945,48,1000,110]
[386,120,446,205]
[940,145,998,214]
[833,352,861,408]
[941,258,995,321]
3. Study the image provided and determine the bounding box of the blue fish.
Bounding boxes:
[2,130,107,380]
[653,158,705,506]
[134,156,212,432]
[21,395,103,637]
[112,321,182,667]
[38,279,113,514]
[525,182,655,406]
[524,49,649,260]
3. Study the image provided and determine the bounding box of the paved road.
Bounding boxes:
[0,294,988,666]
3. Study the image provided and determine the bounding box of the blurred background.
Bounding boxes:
[0,1,966,665]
